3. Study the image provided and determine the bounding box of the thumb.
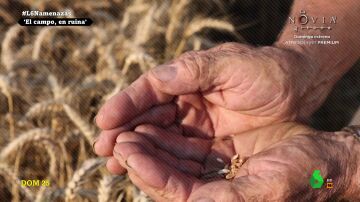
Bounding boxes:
[148,50,218,95]
[149,42,253,95]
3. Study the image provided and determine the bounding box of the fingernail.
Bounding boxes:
[92,137,99,154]
[193,198,215,202]
[151,65,177,82]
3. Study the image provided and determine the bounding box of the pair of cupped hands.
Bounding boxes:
[94,43,358,201]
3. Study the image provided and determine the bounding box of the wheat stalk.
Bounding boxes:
[123,52,157,74]
[0,128,61,180]
[0,128,50,159]
[32,27,91,60]
[120,1,151,30]
[165,0,189,44]
[134,5,157,45]
[102,78,127,101]
[101,44,117,71]
[175,18,235,55]
[32,27,53,60]
[63,103,96,144]
[26,101,96,145]
[33,140,61,180]
[1,25,23,70]
[0,74,15,139]
[65,158,106,201]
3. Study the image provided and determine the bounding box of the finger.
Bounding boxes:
[106,157,126,175]
[94,104,176,156]
[96,75,173,130]
[114,134,203,176]
[134,124,212,162]
[125,153,203,201]
[96,45,229,130]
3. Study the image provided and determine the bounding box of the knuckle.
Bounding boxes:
[177,50,212,88]
[178,51,202,78]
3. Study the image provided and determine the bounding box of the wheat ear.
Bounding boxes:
[123,52,157,74]
[65,158,106,201]
[0,128,61,179]
[165,0,189,44]
[32,27,54,60]
[25,100,64,119]
[134,5,157,45]
[176,18,235,55]
[0,128,50,159]
[1,25,22,70]
[97,175,127,202]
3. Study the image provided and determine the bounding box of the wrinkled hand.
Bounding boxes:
[113,123,360,201]
[94,43,313,173]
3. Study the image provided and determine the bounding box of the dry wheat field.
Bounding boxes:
[0,0,248,201]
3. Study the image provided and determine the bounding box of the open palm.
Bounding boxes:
[114,123,356,201]
[94,43,311,173]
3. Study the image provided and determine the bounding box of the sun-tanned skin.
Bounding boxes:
[94,0,360,201]
[114,123,360,201]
